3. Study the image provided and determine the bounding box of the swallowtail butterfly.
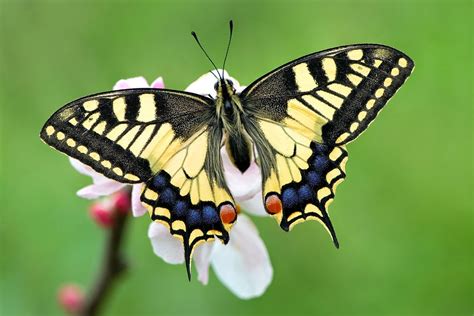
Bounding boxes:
[40,21,414,278]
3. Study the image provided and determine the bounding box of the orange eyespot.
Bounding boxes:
[265,194,282,215]
[219,204,237,224]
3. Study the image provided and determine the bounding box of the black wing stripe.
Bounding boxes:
[297,96,332,120]
[137,124,160,157]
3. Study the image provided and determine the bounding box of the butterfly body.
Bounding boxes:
[214,79,254,173]
[41,44,414,278]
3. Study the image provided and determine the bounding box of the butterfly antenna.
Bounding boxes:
[191,31,222,80]
[221,20,234,79]
[208,70,219,81]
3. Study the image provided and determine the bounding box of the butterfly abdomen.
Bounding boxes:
[225,130,253,173]
[216,82,254,173]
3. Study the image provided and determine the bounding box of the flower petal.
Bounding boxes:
[69,158,96,177]
[88,171,114,186]
[238,191,268,217]
[193,242,215,285]
[185,72,218,98]
[147,223,217,283]
[148,222,184,264]
[113,76,149,90]
[221,147,262,201]
[76,181,125,200]
[131,184,147,217]
[70,157,119,188]
[70,158,125,199]
[235,85,247,93]
[211,214,273,299]
[151,77,165,89]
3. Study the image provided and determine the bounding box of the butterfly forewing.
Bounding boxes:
[241,44,414,236]
[41,89,214,182]
[242,44,414,145]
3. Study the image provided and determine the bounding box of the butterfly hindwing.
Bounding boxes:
[140,125,237,277]
[276,143,347,242]
[242,44,413,235]
[244,117,347,241]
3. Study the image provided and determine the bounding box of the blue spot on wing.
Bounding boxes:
[306,170,322,187]
[186,208,201,227]
[152,174,167,191]
[298,184,313,203]
[282,188,298,209]
[202,205,219,225]
[172,200,187,217]
[313,155,329,170]
[313,143,328,155]
[159,188,176,206]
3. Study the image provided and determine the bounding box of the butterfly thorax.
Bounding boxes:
[215,79,253,173]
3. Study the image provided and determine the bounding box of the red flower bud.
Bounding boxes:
[58,284,84,313]
[90,203,114,228]
[113,190,131,214]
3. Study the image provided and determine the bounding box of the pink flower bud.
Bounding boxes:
[58,284,84,313]
[113,190,131,214]
[90,203,114,227]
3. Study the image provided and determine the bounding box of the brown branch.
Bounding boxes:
[78,210,129,316]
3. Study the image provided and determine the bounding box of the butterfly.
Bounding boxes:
[40,21,414,279]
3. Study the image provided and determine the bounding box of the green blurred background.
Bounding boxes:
[1,0,472,315]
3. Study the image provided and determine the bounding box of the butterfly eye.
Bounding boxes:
[213,82,219,91]
[225,79,236,93]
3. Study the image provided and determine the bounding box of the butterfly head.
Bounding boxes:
[214,79,235,94]
[214,79,238,113]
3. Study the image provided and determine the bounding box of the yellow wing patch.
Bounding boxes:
[258,119,313,195]
[139,126,237,278]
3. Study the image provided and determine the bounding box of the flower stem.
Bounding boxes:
[79,210,129,316]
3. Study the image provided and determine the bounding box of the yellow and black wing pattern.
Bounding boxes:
[40,88,237,276]
[140,124,238,277]
[241,44,414,243]
[40,88,214,182]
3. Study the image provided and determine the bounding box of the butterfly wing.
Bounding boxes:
[241,44,414,240]
[41,88,237,276]
[244,117,347,244]
[41,88,214,182]
[141,124,238,278]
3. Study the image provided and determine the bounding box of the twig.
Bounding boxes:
[79,210,129,316]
